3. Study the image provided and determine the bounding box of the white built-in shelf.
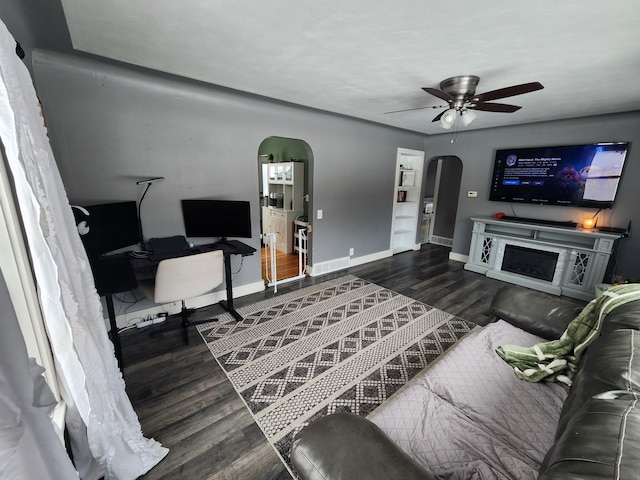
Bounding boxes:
[390,148,425,254]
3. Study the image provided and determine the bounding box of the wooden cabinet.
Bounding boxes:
[262,207,300,254]
[391,148,425,254]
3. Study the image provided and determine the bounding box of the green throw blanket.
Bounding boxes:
[496,284,640,385]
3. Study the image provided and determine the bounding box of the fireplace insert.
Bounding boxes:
[502,245,559,282]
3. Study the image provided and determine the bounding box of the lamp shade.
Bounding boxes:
[461,110,477,126]
[440,108,457,129]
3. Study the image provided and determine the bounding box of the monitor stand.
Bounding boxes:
[210,238,256,321]
[214,237,233,247]
[213,237,246,251]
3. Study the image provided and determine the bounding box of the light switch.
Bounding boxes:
[467,191,478,198]
[317,209,323,220]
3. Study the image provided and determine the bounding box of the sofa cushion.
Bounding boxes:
[553,327,640,440]
[538,395,640,479]
[369,320,567,479]
[290,413,435,480]
[490,286,583,340]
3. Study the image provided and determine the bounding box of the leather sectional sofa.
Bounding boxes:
[290,285,640,479]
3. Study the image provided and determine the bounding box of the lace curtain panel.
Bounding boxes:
[0,19,168,479]
[0,268,80,479]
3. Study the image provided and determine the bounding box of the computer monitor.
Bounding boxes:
[181,199,252,243]
[72,200,141,256]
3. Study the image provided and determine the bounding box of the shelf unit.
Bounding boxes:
[390,148,425,254]
[266,162,304,211]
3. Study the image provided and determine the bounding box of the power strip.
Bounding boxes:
[136,314,168,328]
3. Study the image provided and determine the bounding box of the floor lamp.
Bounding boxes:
[136,177,164,248]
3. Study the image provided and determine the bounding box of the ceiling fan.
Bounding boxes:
[387,75,544,129]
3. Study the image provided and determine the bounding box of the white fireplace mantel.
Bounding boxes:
[464,216,621,300]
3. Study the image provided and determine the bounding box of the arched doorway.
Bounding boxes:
[257,137,313,289]
[422,156,463,246]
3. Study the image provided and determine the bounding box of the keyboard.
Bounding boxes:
[148,249,194,262]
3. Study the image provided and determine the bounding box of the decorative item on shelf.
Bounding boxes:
[582,209,601,230]
[400,170,416,187]
[397,190,407,202]
[582,217,596,230]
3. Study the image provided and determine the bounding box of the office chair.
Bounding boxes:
[138,250,223,345]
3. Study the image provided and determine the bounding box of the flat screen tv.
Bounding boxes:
[72,200,141,256]
[181,199,252,241]
[489,142,629,208]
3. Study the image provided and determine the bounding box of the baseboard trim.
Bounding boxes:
[449,252,468,263]
[349,249,393,267]
[307,249,394,276]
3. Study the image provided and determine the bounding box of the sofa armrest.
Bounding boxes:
[490,286,583,340]
[291,413,435,480]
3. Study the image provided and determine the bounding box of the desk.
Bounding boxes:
[94,239,256,368]
[91,255,139,369]
[129,239,256,320]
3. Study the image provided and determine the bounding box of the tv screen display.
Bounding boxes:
[489,142,629,208]
[72,200,140,256]
[181,199,252,239]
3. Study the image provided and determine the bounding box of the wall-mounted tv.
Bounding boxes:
[489,142,629,208]
[181,199,252,242]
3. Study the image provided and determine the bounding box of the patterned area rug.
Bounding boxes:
[197,275,478,475]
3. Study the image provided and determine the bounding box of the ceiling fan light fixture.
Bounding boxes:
[461,109,477,126]
[440,108,457,129]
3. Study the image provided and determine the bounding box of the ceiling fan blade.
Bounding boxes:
[468,102,522,113]
[384,105,445,114]
[472,82,543,103]
[422,87,456,103]
[432,110,446,122]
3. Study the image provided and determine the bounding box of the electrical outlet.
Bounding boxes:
[349,247,354,256]
[467,190,478,198]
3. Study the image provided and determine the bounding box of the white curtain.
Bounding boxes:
[0,268,80,479]
[0,19,168,480]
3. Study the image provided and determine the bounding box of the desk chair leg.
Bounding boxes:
[179,300,219,345]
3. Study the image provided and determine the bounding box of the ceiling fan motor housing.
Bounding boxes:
[440,75,480,109]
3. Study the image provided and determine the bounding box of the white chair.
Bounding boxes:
[138,250,224,344]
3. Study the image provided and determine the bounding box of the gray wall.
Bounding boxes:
[32,50,425,288]
[424,111,640,279]
[0,0,71,78]
[3,2,638,285]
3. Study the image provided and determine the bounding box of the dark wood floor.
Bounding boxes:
[121,244,585,480]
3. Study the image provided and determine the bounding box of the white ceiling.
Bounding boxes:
[59,0,640,135]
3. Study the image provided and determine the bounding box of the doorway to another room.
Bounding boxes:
[258,137,312,289]
[422,156,463,247]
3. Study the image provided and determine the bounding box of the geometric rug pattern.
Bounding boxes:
[197,275,477,475]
